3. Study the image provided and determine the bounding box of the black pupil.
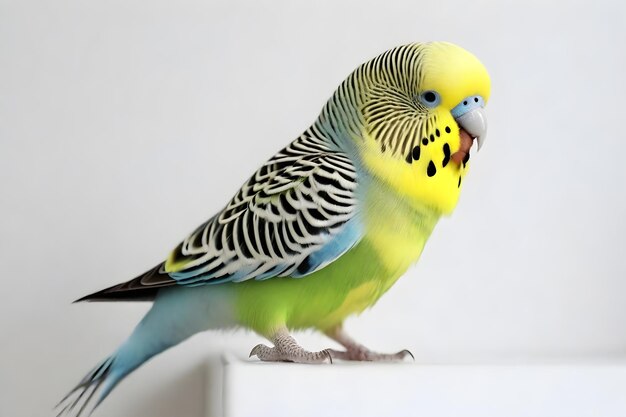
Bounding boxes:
[423,91,436,103]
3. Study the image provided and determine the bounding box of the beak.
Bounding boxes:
[455,107,488,151]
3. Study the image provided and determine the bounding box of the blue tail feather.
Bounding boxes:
[57,287,225,416]
[56,356,117,417]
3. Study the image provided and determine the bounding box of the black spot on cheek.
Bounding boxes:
[405,153,412,164]
[430,134,435,142]
[463,152,470,168]
[427,161,437,177]
[436,129,440,137]
[412,146,421,161]
[442,143,451,168]
[445,126,451,134]
[422,138,429,146]
[458,176,462,188]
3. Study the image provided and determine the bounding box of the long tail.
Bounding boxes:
[55,318,175,417]
[56,285,234,416]
[55,356,116,417]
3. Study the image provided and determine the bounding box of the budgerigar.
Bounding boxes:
[58,42,490,416]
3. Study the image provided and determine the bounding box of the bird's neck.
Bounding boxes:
[359,172,442,276]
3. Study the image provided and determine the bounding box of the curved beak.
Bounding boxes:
[455,107,488,151]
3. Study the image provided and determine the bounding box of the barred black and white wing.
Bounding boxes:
[169,137,359,285]
[79,134,361,301]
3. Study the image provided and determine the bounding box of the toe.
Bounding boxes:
[326,349,350,361]
[398,349,415,361]
[249,344,282,361]
[249,344,268,358]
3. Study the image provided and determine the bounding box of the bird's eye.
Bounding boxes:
[419,90,441,107]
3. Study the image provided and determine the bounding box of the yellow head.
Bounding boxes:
[317,42,491,214]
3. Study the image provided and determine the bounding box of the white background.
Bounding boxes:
[1,0,625,416]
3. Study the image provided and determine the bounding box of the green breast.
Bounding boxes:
[233,180,440,336]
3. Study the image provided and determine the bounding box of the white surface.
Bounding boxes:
[1,0,626,416]
[213,355,626,417]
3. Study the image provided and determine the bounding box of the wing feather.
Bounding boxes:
[166,135,360,284]
[78,133,361,301]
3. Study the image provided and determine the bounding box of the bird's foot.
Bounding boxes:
[324,325,414,362]
[249,328,332,364]
[249,344,332,363]
[327,347,413,362]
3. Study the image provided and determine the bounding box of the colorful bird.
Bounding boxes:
[58,41,490,416]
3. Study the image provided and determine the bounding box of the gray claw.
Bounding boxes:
[400,349,415,361]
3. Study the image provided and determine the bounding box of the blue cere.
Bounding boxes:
[451,95,485,119]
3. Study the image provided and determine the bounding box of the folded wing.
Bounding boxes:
[78,134,361,301]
